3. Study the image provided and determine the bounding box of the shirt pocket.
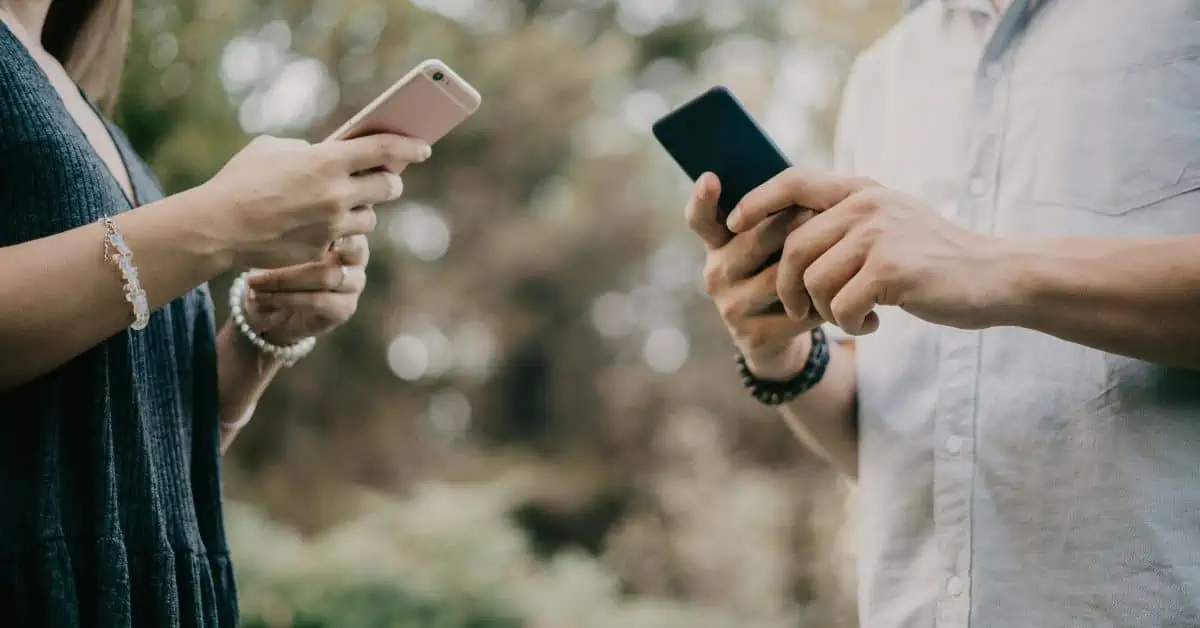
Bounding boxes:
[1016,7,1200,216]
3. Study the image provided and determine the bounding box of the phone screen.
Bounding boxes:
[652,86,792,219]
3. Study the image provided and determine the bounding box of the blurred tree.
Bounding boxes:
[117,0,900,625]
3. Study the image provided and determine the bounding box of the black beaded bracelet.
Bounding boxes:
[736,327,830,406]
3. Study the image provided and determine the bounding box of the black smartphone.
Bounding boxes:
[652,86,792,219]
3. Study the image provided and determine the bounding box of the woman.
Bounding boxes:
[0,0,428,624]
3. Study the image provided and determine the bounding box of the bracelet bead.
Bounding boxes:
[736,327,831,406]
[228,272,316,367]
[100,217,150,331]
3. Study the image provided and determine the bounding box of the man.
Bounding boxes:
[687,1,1200,626]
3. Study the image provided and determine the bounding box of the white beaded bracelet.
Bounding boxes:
[229,271,316,367]
[101,217,150,331]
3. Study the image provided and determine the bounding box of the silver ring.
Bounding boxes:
[334,265,349,291]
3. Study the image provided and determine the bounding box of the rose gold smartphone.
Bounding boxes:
[325,59,481,144]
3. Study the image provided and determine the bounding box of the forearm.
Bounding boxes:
[0,187,231,391]
[763,335,859,478]
[216,321,282,453]
[1000,235,1200,370]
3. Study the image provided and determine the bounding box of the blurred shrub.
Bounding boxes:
[229,465,822,628]
[240,584,520,628]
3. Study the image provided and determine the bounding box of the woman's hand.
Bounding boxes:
[240,235,372,345]
[199,134,428,269]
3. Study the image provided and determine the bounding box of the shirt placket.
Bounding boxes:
[933,3,1031,627]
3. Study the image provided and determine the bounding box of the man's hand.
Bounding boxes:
[727,168,1015,335]
[243,234,371,344]
[687,173,823,380]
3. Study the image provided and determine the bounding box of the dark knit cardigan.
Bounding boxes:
[0,22,238,626]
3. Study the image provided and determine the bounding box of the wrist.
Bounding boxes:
[238,303,303,347]
[228,272,316,366]
[981,237,1058,329]
[175,183,239,274]
[742,330,814,381]
[737,327,830,406]
[222,318,283,367]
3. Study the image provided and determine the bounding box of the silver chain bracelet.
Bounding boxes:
[228,271,316,367]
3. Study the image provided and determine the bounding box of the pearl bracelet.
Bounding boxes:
[228,271,316,367]
[100,217,150,331]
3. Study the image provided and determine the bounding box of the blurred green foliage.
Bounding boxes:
[227,469,832,628]
[116,0,898,625]
[240,586,521,628]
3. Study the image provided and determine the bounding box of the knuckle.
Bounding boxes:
[872,254,902,283]
[362,208,379,233]
[716,297,743,322]
[314,149,342,173]
[782,166,802,186]
[782,167,812,195]
[801,265,823,295]
[325,183,354,213]
[319,196,342,217]
[850,175,881,190]
[338,297,359,321]
[852,186,887,211]
[379,137,403,162]
[856,218,886,243]
[829,298,853,326]
[784,284,812,314]
[758,263,780,285]
[323,266,342,288]
[702,259,726,295]
[781,234,806,268]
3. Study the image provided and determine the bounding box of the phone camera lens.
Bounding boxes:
[432,71,445,82]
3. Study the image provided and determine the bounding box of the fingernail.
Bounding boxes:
[418,144,432,161]
[725,207,741,231]
[246,269,268,281]
[386,173,405,200]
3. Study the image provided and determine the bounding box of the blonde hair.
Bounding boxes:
[42,0,133,111]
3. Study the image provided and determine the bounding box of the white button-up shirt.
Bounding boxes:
[835,1,1200,626]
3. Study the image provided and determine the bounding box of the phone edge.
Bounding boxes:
[324,59,482,142]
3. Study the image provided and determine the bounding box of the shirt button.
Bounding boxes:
[946,576,965,596]
[967,177,986,196]
[945,435,964,454]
